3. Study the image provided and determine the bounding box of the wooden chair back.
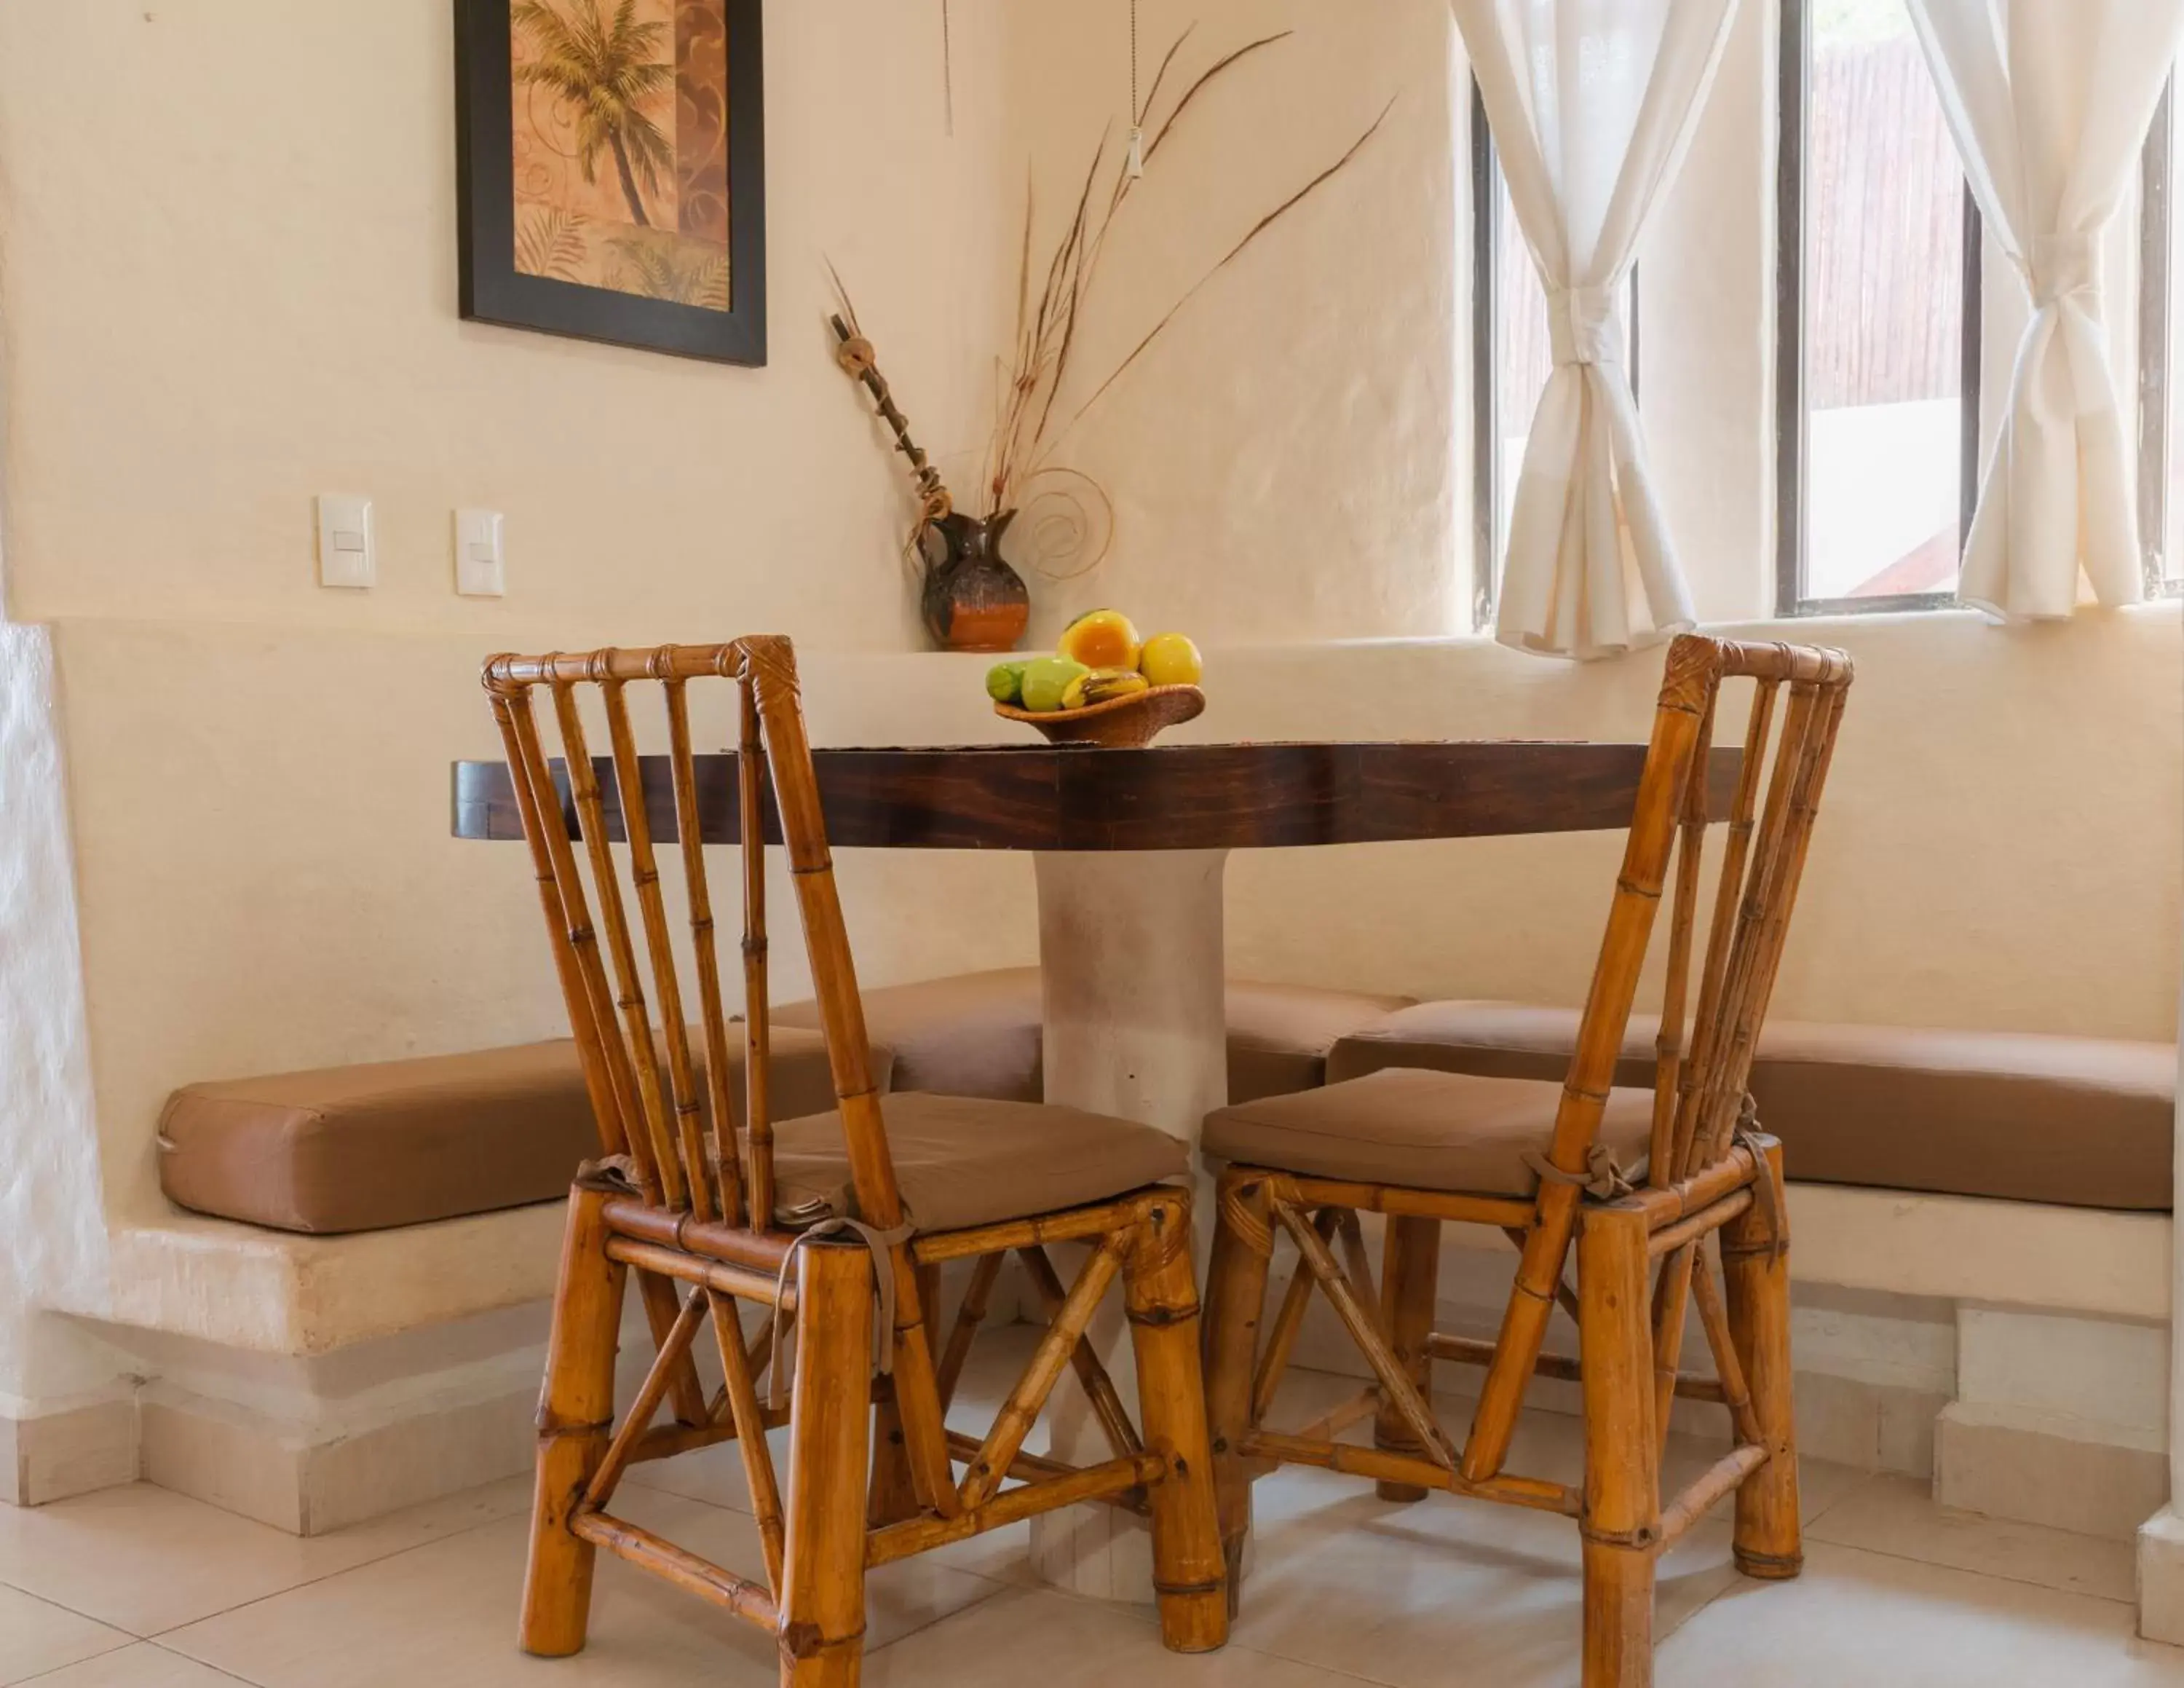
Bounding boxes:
[1546,634,1854,1198]
[483,637,900,1236]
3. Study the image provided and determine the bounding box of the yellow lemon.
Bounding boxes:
[1057,609,1142,671]
[1137,632,1203,688]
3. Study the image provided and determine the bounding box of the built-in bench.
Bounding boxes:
[146,977,2173,1336]
[111,974,1403,1532]
[121,971,2175,1543]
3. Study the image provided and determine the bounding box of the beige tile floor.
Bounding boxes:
[2,1330,2179,1687]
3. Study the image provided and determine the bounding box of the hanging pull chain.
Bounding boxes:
[1125,0,1144,178]
[941,0,955,139]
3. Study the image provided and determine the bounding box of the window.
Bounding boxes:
[1470,80,1635,632]
[1776,0,1979,616]
[2141,79,2184,596]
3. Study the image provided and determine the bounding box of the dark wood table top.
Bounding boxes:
[451,741,1736,853]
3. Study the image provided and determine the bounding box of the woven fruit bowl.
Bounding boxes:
[993,684,1205,748]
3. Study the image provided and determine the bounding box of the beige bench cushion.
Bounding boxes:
[1329,1001,2175,1212]
[779,970,1047,1101]
[777,967,1411,1105]
[1224,978,1421,1101]
[1749,1023,2174,1212]
[771,1092,1189,1234]
[1203,1067,1654,1197]
[159,1027,860,1235]
[1329,999,1662,1091]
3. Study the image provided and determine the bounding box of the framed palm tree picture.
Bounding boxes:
[456,0,766,364]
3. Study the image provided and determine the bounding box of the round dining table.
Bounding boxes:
[452,736,1734,1601]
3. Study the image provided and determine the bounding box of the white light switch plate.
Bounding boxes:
[316,494,375,589]
[455,508,505,597]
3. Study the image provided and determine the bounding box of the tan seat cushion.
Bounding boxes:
[1329,1001,2176,1212]
[159,1026,861,1235]
[777,967,1411,1105]
[770,1092,1189,1234]
[1203,1067,1655,1197]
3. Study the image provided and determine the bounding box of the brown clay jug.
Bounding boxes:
[918,509,1030,652]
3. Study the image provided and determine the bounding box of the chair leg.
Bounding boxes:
[521,1184,627,1657]
[778,1241,876,1688]
[1126,1190,1230,1654]
[1374,1214,1442,1502]
[866,1381,918,1529]
[867,1261,929,1530]
[1722,1140,1802,1581]
[1203,1172,1274,1619]
[1578,1204,1658,1688]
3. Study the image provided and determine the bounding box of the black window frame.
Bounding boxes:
[1774,0,1982,619]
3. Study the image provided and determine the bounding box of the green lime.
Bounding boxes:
[1018,655,1090,713]
[985,660,1029,705]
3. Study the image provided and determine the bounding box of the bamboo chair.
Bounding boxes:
[485,638,1227,1686]
[1200,634,1852,1688]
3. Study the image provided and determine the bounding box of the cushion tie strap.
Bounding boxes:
[1732,1095,1787,1262]
[767,1213,916,1410]
[574,1154,644,1196]
[1521,1143,1637,1202]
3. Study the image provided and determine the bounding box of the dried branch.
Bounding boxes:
[1021,142,1111,486]
[824,255,861,338]
[1136,23,1196,129]
[826,274,949,517]
[1039,95,1394,465]
[1145,31,1292,165]
[951,26,1385,521]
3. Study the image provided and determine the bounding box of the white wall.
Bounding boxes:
[1207,609,2182,1038]
[0,0,1008,645]
[991,0,1467,644]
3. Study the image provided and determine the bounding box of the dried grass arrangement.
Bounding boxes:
[831,25,1390,612]
[981,26,1391,520]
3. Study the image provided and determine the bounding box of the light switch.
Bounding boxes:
[455,508,505,597]
[316,494,375,589]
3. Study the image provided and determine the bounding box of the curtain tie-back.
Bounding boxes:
[2027,231,2102,309]
[1546,283,1622,367]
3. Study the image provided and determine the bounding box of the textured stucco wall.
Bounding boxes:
[0,628,118,1404]
[0,0,1009,646]
[0,0,2176,1397]
[991,0,1466,644]
[0,0,1021,1397]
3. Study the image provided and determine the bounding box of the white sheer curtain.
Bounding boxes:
[1907,0,2184,620]
[1455,0,1738,660]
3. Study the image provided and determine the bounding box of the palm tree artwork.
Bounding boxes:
[505,0,728,307]
[513,0,672,226]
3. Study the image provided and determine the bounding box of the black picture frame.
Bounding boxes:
[455,0,767,365]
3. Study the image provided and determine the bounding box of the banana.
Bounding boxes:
[1061,667,1152,710]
